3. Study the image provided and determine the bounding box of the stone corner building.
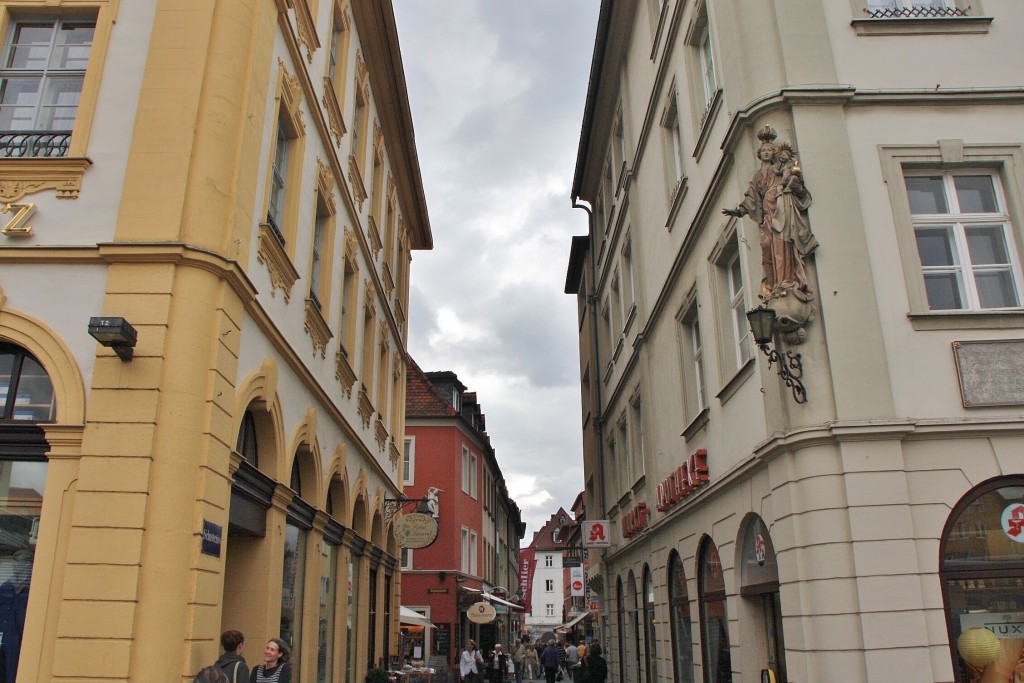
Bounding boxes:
[0,0,430,680]
[565,1,1024,682]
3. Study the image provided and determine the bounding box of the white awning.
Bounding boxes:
[482,592,524,611]
[400,606,435,629]
[556,611,592,630]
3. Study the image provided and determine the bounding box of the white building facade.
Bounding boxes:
[566,2,1024,683]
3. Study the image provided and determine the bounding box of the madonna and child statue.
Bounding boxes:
[723,125,818,343]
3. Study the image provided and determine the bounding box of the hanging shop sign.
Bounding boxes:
[656,449,710,512]
[581,520,610,547]
[570,566,585,597]
[393,512,439,549]
[467,601,497,624]
[622,503,650,538]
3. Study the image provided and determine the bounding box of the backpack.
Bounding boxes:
[220,660,241,683]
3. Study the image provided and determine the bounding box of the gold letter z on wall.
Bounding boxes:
[1,203,36,237]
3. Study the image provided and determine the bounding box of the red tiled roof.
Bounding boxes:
[406,357,459,418]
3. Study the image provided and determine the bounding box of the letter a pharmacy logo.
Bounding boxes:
[1001,504,1024,542]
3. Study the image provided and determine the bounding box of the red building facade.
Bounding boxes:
[401,360,525,674]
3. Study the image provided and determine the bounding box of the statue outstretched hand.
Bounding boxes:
[722,206,744,218]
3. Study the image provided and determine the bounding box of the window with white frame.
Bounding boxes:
[461,527,470,572]
[617,416,630,486]
[680,300,708,418]
[403,437,414,485]
[611,273,624,337]
[545,554,554,568]
[661,87,685,194]
[401,547,413,570]
[0,16,95,151]
[546,604,555,617]
[461,445,476,496]
[469,530,478,574]
[267,118,290,245]
[630,393,645,481]
[727,251,753,366]
[698,29,717,111]
[685,0,720,131]
[546,579,554,592]
[622,239,636,320]
[904,171,1021,311]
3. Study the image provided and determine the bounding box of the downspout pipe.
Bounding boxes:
[570,198,607,527]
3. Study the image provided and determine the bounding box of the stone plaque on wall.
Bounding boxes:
[953,340,1024,407]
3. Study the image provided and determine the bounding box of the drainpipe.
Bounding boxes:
[570,198,607,538]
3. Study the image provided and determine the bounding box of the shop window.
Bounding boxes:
[318,540,338,683]
[698,537,732,683]
[0,343,52,682]
[368,567,378,666]
[627,572,642,683]
[738,515,787,683]
[616,576,627,683]
[283,457,314,680]
[668,551,696,683]
[643,566,659,683]
[346,550,361,683]
[941,477,1024,682]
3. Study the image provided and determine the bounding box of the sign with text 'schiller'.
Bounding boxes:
[581,520,611,547]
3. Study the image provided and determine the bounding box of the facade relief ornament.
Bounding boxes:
[322,78,347,146]
[344,228,359,263]
[363,280,376,317]
[257,223,299,301]
[723,125,818,343]
[304,298,333,358]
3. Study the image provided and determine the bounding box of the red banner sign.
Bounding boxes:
[519,547,536,613]
[622,502,650,538]
[656,449,710,512]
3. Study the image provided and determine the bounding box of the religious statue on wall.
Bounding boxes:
[723,125,818,343]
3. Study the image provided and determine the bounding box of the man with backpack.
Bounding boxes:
[214,630,250,683]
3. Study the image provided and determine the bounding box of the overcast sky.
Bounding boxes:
[393,2,601,540]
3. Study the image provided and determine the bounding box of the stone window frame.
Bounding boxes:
[878,141,1024,330]
[708,220,755,402]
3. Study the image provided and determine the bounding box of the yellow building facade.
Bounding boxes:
[0,0,430,680]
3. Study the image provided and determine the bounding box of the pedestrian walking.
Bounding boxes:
[524,642,540,680]
[510,638,526,683]
[540,641,561,683]
[460,639,484,683]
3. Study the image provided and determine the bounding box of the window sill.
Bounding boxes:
[304,298,333,358]
[909,309,1024,331]
[716,356,755,405]
[665,176,688,232]
[693,89,723,163]
[623,304,637,337]
[257,223,299,301]
[0,156,91,202]
[851,16,992,36]
[682,406,710,441]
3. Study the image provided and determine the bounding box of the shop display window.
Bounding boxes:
[318,541,337,683]
[668,550,696,683]
[698,537,732,683]
[942,478,1024,683]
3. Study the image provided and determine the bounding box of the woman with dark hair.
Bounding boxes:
[249,638,292,683]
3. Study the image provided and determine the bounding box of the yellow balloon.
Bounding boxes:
[957,627,1001,668]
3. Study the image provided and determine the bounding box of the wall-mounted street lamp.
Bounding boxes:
[88,316,137,362]
[746,306,807,404]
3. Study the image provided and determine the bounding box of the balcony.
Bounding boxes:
[0,132,71,158]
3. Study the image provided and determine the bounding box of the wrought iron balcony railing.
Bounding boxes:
[865,5,970,19]
[0,131,71,158]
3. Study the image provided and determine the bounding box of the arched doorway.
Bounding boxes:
[642,565,659,683]
[737,515,786,683]
[941,476,1024,682]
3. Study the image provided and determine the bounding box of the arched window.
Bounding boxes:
[1,343,55,422]
[617,576,626,683]
[643,565,659,683]
[0,342,54,679]
[235,410,258,467]
[627,571,641,683]
[941,477,1024,682]
[698,537,732,683]
[668,551,695,683]
[282,453,314,679]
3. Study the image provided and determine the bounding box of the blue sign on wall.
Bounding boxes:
[202,520,223,557]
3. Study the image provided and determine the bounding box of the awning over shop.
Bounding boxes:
[482,592,524,611]
[555,611,592,631]
[400,606,436,629]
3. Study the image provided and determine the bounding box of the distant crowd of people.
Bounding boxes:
[460,636,606,683]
